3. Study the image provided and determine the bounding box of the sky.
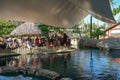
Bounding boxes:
[83,0,120,26]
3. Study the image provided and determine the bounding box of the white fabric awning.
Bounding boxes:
[0,0,116,28]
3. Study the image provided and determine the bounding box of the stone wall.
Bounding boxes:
[79,38,100,48]
[0,66,72,80]
[79,38,120,50]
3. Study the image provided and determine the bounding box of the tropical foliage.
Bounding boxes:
[72,22,106,39]
[113,5,120,16]
[38,24,49,35]
[0,19,16,37]
[92,28,105,39]
[110,0,120,18]
[72,24,81,33]
[0,18,67,37]
[38,24,67,35]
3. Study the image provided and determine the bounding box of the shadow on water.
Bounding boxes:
[109,50,120,58]
[90,49,93,80]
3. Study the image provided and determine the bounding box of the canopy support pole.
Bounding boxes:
[90,15,92,38]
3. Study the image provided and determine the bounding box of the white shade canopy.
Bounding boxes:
[10,22,42,36]
[0,0,116,28]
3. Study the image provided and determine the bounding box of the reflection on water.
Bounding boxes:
[5,54,43,69]
[1,49,120,80]
[0,75,52,80]
[0,75,31,80]
[0,54,52,80]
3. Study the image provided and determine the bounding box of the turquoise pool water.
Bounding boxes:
[41,49,120,80]
[0,75,52,80]
[1,48,120,80]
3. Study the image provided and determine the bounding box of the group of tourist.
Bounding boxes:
[0,33,71,50]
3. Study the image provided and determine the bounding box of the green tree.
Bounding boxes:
[0,18,16,37]
[38,24,67,35]
[110,0,120,16]
[92,28,105,39]
[82,23,105,39]
[38,24,49,35]
[72,24,80,33]
[113,5,120,16]
[71,21,84,37]
[82,23,97,38]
